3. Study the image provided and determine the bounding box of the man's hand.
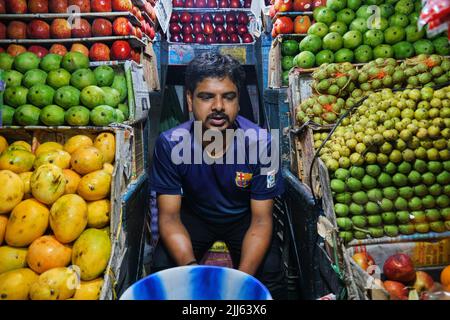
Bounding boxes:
[238,199,273,275]
[158,194,197,266]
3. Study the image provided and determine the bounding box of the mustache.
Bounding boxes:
[207,112,230,122]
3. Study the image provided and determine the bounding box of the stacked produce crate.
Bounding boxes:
[0,0,156,300]
[268,0,450,88]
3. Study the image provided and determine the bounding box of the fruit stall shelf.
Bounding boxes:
[0,12,142,27]
[162,41,257,65]
[172,8,254,13]
[0,36,147,48]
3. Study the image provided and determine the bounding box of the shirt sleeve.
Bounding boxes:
[250,134,285,200]
[149,134,183,195]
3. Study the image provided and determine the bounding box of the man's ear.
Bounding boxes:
[186,90,193,113]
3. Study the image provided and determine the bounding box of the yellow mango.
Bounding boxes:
[0,170,24,214]
[33,150,71,170]
[72,228,111,281]
[0,246,28,274]
[70,146,104,175]
[87,199,110,229]
[50,194,88,244]
[102,163,114,175]
[0,268,38,300]
[35,142,63,156]
[27,236,72,274]
[5,199,49,247]
[10,141,32,152]
[0,216,7,245]
[29,267,77,300]
[30,164,66,205]
[19,171,33,199]
[63,135,93,154]
[77,170,111,201]
[0,136,8,154]
[94,132,115,164]
[62,169,81,195]
[0,149,35,173]
[72,278,104,300]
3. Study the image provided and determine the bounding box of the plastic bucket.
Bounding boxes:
[120,266,272,300]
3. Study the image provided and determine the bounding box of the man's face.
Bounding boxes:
[187,76,239,132]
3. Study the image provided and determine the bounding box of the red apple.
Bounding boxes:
[91,0,111,12]
[195,0,207,7]
[218,0,228,8]
[236,24,248,35]
[28,0,49,13]
[312,0,326,8]
[147,26,155,39]
[275,0,292,11]
[226,24,237,35]
[226,13,237,24]
[89,43,110,61]
[6,0,27,13]
[0,0,5,13]
[195,33,206,43]
[293,0,313,11]
[229,0,241,8]
[183,33,195,43]
[169,23,182,34]
[0,48,4,53]
[71,43,89,56]
[241,33,253,43]
[113,17,132,36]
[27,19,50,39]
[180,12,192,24]
[50,19,71,39]
[170,33,183,42]
[7,44,27,56]
[205,34,217,43]
[192,13,202,24]
[111,40,131,60]
[352,252,376,272]
[383,281,408,300]
[68,0,90,13]
[7,21,27,39]
[181,24,193,36]
[217,33,229,43]
[185,0,195,7]
[214,13,225,24]
[413,271,435,293]
[49,44,68,56]
[203,13,213,23]
[112,0,132,11]
[383,253,416,283]
[135,27,142,39]
[215,24,225,35]
[203,22,214,35]
[269,5,277,19]
[172,0,184,7]
[49,0,68,13]
[28,45,48,58]
[244,0,251,7]
[170,13,180,23]
[71,18,91,38]
[237,12,249,24]
[0,22,5,39]
[130,48,140,63]
[230,33,240,43]
[206,0,217,7]
[92,18,113,36]
[192,23,203,35]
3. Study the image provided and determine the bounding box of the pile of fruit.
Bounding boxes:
[1,51,130,127]
[296,94,347,125]
[398,55,450,89]
[353,252,450,299]
[285,0,449,69]
[168,11,254,44]
[172,0,251,8]
[318,86,450,241]
[0,0,157,62]
[0,132,115,300]
[312,61,358,97]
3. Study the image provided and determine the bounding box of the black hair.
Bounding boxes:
[185,52,246,94]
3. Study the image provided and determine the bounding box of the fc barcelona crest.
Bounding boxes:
[235,172,253,188]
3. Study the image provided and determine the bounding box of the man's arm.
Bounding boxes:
[238,199,273,275]
[158,194,197,266]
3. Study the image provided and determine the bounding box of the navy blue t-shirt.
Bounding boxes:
[150,116,284,223]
